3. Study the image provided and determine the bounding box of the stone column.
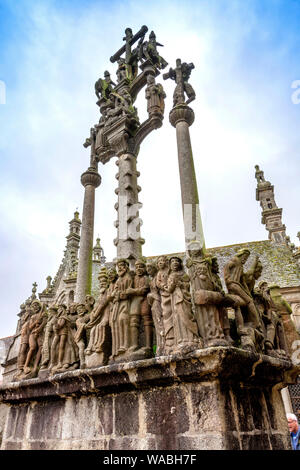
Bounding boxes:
[169,104,205,252]
[114,151,144,268]
[75,167,101,302]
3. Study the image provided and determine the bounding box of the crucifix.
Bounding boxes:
[110,25,148,65]
[163,58,195,106]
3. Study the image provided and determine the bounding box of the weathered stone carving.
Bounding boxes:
[210,257,234,345]
[85,269,111,367]
[188,254,227,347]
[163,58,195,106]
[167,256,200,353]
[74,303,90,369]
[268,284,299,354]
[254,281,289,358]
[146,261,165,356]
[49,304,79,374]
[145,74,166,117]
[19,299,47,379]
[110,259,133,361]
[156,255,174,354]
[126,259,152,358]
[95,71,116,102]
[138,30,168,70]
[40,304,58,371]
[224,249,264,353]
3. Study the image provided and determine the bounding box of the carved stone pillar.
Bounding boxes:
[114,151,144,267]
[75,167,101,302]
[169,104,205,252]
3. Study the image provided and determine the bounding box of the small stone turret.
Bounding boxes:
[65,210,81,277]
[255,165,287,244]
[93,237,106,264]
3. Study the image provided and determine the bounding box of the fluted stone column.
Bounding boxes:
[169,104,205,252]
[114,152,144,268]
[75,167,101,302]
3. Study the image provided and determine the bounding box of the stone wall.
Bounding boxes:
[0,348,297,450]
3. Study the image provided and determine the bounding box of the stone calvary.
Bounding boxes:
[1,26,299,451]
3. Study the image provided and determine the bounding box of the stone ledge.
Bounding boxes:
[0,347,298,403]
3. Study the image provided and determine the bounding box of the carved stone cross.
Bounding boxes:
[163,58,195,106]
[110,25,148,64]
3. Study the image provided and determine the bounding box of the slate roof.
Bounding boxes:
[92,240,300,295]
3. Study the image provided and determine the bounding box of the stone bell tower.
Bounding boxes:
[255,164,287,244]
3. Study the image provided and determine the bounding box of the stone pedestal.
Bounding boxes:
[0,348,298,450]
[75,168,101,302]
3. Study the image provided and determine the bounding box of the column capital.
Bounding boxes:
[81,168,101,188]
[169,104,194,128]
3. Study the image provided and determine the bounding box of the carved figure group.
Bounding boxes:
[14,247,294,381]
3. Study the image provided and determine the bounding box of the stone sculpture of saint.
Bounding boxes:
[111,259,133,360]
[166,256,200,353]
[49,304,78,373]
[126,259,152,355]
[268,284,299,354]
[40,304,58,371]
[224,249,262,331]
[22,299,47,378]
[85,269,110,356]
[146,261,165,356]
[107,267,119,361]
[156,255,174,353]
[255,281,288,358]
[211,257,234,345]
[74,303,90,369]
[145,75,166,117]
[224,249,265,353]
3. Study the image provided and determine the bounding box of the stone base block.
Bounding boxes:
[0,347,298,450]
[85,352,106,368]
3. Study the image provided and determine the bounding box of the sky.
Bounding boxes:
[0,0,299,338]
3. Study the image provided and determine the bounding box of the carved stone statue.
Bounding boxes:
[40,304,58,371]
[15,304,32,380]
[224,249,264,352]
[166,256,200,353]
[145,75,166,117]
[210,257,234,344]
[49,304,79,374]
[116,58,127,83]
[190,258,227,347]
[110,259,133,361]
[126,259,152,358]
[268,284,299,354]
[85,269,111,367]
[146,261,165,356]
[163,58,195,106]
[95,71,116,101]
[156,255,174,353]
[21,299,47,378]
[138,30,168,69]
[255,281,289,358]
[74,303,90,369]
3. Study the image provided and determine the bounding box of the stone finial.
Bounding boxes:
[254,164,266,184]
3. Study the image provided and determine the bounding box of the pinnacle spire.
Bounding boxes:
[255,165,286,244]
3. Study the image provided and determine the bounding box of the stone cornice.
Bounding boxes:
[0,347,298,403]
